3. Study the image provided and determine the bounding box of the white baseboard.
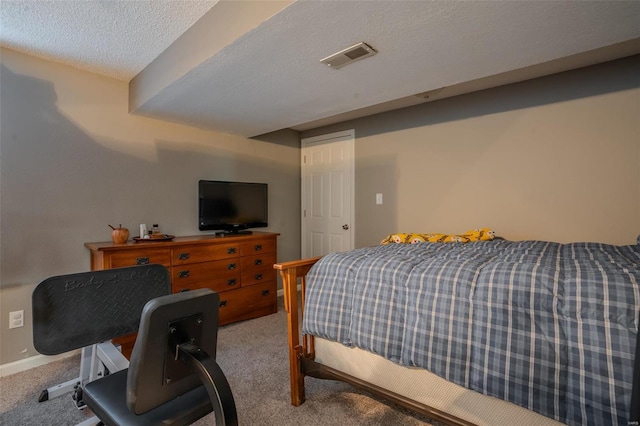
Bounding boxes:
[0,350,80,378]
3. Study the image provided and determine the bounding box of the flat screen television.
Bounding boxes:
[198,180,268,234]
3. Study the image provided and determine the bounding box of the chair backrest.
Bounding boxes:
[32,264,171,355]
[126,288,220,414]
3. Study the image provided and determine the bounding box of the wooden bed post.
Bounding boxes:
[274,257,321,407]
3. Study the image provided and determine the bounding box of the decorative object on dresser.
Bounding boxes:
[86,232,279,357]
[108,224,129,244]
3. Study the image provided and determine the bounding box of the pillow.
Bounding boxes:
[381,228,495,245]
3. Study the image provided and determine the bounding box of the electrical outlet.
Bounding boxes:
[376,193,383,205]
[9,310,24,329]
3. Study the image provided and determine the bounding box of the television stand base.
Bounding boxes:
[214,230,253,236]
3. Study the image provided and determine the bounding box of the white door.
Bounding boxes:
[301,130,355,258]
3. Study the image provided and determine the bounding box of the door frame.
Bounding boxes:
[300,129,355,258]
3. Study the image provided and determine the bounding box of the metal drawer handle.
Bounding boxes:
[254,259,263,265]
[255,274,263,280]
[227,279,237,286]
[178,253,190,260]
[219,300,227,307]
[136,257,149,265]
[178,270,190,278]
[254,244,262,251]
[261,290,270,296]
[227,247,237,254]
[227,263,237,270]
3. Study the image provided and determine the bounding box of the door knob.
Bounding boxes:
[342,224,349,230]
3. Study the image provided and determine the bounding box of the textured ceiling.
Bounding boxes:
[0,0,218,80]
[1,1,639,137]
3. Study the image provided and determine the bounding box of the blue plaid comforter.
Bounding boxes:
[302,240,640,425]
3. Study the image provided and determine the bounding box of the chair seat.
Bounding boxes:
[83,369,213,426]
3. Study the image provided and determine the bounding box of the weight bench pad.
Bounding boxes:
[33,264,171,355]
[83,369,212,425]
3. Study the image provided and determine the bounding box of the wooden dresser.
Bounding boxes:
[85,232,279,356]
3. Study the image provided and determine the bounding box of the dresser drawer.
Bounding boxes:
[171,243,239,265]
[241,253,277,286]
[217,281,277,325]
[240,238,276,256]
[108,248,171,268]
[171,259,241,293]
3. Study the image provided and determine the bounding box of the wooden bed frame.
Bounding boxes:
[275,257,476,425]
[275,256,640,426]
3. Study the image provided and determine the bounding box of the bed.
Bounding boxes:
[274,235,640,425]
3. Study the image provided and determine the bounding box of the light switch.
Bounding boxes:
[376,193,383,205]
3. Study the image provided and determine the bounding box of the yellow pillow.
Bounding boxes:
[381,228,495,245]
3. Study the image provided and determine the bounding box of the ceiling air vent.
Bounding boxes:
[320,42,377,69]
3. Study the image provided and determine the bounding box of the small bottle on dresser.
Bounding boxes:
[152,224,160,235]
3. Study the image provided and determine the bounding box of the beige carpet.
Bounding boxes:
[0,298,440,425]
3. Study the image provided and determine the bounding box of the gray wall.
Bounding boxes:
[302,55,640,248]
[0,48,301,365]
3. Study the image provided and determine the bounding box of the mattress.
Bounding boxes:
[314,336,563,425]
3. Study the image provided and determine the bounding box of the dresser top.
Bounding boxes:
[85,231,279,252]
